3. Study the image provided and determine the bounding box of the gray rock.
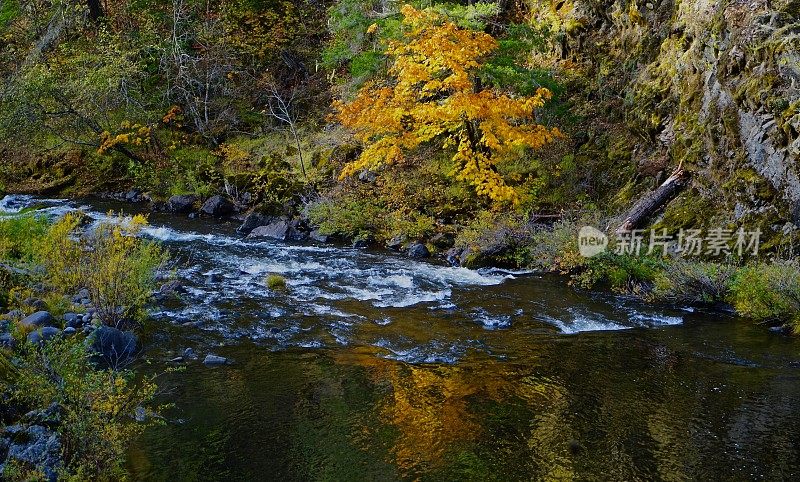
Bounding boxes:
[237,212,274,235]
[0,333,15,349]
[125,189,142,202]
[353,237,374,249]
[309,229,330,244]
[23,403,63,429]
[183,347,197,359]
[63,327,77,336]
[386,235,405,251]
[358,170,377,182]
[407,242,430,259]
[24,298,47,311]
[2,424,62,481]
[63,312,79,326]
[166,194,197,213]
[200,195,234,216]
[4,309,23,321]
[90,326,138,367]
[247,219,291,241]
[134,406,147,423]
[203,354,227,366]
[20,311,53,329]
[27,327,61,345]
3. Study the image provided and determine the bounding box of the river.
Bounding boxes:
[3,194,800,480]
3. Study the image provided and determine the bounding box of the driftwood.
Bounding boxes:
[616,167,689,234]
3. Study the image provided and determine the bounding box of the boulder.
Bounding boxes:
[445,247,468,267]
[358,170,377,183]
[63,313,81,328]
[125,189,142,203]
[386,235,405,251]
[22,403,63,429]
[166,194,197,213]
[27,327,61,345]
[1,424,62,482]
[23,298,47,311]
[0,333,15,349]
[63,327,77,336]
[353,236,374,249]
[200,195,234,216]
[407,242,430,259]
[430,232,455,250]
[203,354,227,366]
[237,212,274,235]
[20,311,53,329]
[90,326,138,367]
[247,219,291,241]
[309,229,331,244]
[4,309,23,321]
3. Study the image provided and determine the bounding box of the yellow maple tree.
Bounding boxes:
[334,4,561,204]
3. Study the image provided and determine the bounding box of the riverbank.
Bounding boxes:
[2,194,799,480]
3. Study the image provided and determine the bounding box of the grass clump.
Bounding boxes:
[266,274,287,290]
[728,261,800,332]
[652,260,737,304]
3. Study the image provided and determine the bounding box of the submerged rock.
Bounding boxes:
[200,195,234,216]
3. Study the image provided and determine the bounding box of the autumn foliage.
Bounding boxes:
[334,5,561,204]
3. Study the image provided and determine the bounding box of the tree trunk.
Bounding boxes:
[87,0,104,21]
[616,168,689,234]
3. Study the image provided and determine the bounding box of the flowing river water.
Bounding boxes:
[3,195,800,480]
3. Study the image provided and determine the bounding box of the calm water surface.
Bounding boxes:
[3,195,799,480]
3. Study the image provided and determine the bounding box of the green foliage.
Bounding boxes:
[0,214,49,262]
[265,274,287,290]
[575,253,665,293]
[323,1,499,77]
[308,195,388,241]
[36,213,168,328]
[652,260,736,304]
[0,0,20,29]
[9,337,160,479]
[728,261,800,331]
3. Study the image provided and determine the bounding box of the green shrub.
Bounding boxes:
[9,337,161,479]
[575,253,665,294]
[728,261,800,331]
[652,260,736,304]
[308,195,388,241]
[37,213,168,328]
[0,214,49,262]
[265,274,287,290]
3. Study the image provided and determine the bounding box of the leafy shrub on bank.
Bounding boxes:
[308,195,388,242]
[9,337,160,480]
[652,260,737,304]
[728,261,800,332]
[36,213,168,329]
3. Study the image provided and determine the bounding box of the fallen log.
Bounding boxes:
[616,167,689,234]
